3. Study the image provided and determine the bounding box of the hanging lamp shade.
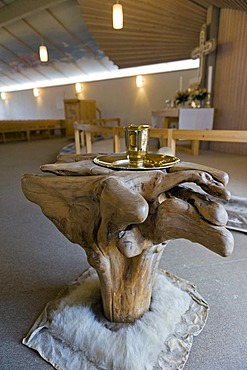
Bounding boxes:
[39,45,48,62]
[112,3,123,29]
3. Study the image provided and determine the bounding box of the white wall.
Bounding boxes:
[0,69,198,125]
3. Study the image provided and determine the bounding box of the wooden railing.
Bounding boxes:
[0,120,66,143]
[172,129,247,155]
[74,123,175,154]
[74,123,247,156]
[74,123,124,154]
[78,118,121,126]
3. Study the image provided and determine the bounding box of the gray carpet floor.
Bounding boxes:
[0,137,247,370]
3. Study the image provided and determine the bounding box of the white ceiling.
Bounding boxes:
[0,0,246,92]
[0,0,117,91]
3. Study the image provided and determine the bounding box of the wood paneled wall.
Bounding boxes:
[211,9,247,154]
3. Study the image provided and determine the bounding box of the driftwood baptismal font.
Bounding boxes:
[22,132,234,324]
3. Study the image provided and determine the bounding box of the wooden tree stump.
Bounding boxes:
[22,155,234,323]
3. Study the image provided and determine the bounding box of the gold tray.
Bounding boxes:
[93,153,180,170]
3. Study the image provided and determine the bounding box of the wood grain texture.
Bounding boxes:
[22,158,234,322]
[212,9,247,154]
[78,0,206,68]
[77,0,247,70]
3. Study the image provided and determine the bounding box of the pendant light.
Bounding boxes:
[112,1,123,29]
[39,45,48,62]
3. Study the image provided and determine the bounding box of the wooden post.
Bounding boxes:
[167,128,176,155]
[74,127,81,154]
[85,131,92,153]
[113,130,121,153]
[191,140,200,156]
[80,131,85,148]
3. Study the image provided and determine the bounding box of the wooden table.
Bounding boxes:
[151,108,214,154]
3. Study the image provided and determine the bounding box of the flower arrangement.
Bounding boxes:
[175,90,189,105]
[189,87,207,101]
[174,86,208,107]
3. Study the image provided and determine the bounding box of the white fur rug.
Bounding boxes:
[23,268,208,370]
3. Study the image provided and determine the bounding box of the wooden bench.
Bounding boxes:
[171,129,247,155]
[74,123,174,154]
[74,123,124,154]
[74,118,121,149]
[74,124,247,156]
[79,118,121,126]
[0,120,66,143]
